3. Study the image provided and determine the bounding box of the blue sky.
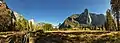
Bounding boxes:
[5,0,110,26]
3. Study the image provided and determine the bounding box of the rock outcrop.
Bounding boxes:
[0,0,22,31]
[0,0,14,31]
[59,9,106,28]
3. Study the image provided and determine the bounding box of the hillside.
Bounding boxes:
[0,0,26,31]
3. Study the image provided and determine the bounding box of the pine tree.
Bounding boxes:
[105,9,116,31]
[111,0,120,30]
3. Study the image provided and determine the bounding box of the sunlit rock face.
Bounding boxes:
[0,0,22,31]
[29,19,35,25]
[13,11,21,19]
[59,9,106,28]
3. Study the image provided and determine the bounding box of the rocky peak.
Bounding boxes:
[84,8,89,14]
[78,9,92,25]
[59,9,105,29]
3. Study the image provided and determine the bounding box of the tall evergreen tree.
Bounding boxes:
[105,9,116,31]
[111,0,120,30]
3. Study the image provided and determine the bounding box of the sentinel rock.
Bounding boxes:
[59,9,106,29]
[77,9,92,25]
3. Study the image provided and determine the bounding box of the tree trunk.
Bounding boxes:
[116,12,120,31]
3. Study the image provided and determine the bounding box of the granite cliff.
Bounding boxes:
[59,9,106,28]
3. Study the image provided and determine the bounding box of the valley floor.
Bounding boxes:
[0,30,120,43]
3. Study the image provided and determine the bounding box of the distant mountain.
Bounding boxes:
[59,9,106,28]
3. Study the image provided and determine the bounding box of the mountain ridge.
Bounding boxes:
[59,9,106,29]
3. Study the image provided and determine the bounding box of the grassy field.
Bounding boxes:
[45,30,109,32]
[32,30,120,43]
[0,30,120,43]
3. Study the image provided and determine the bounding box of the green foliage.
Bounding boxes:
[111,0,120,30]
[15,15,42,31]
[105,9,116,31]
[15,15,29,31]
[42,23,53,31]
[28,21,41,31]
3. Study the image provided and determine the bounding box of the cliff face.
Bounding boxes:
[0,0,13,31]
[59,9,106,28]
[0,0,21,31]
